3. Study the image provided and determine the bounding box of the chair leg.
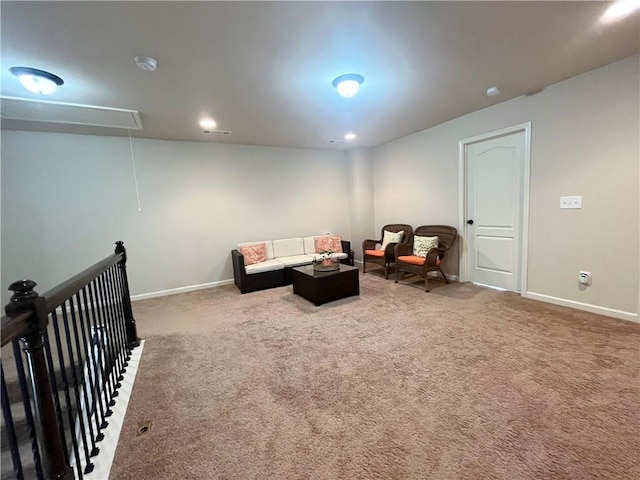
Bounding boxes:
[395,267,399,283]
[363,259,366,273]
[384,263,389,279]
[440,267,450,284]
[424,274,430,292]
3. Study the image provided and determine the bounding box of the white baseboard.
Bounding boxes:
[523,291,638,323]
[131,279,234,302]
[130,271,460,303]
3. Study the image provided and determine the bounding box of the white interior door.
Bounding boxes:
[465,129,526,292]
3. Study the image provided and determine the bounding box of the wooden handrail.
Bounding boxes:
[1,252,124,347]
[0,310,32,347]
[43,252,123,312]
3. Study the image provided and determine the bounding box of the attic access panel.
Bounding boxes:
[0,96,143,130]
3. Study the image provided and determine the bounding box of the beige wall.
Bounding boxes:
[372,55,639,319]
[2,56,637,320]
[347,148,375,262]
[1,133,351,303]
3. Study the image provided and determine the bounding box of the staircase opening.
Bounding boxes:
[1,241,141,480]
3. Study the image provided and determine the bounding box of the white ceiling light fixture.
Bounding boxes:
[135,56,158,72]
[332,73,364,98]
[486,86,501,97]
[344,132,357,141]
[9,66,64,95]
[601,0,640,22]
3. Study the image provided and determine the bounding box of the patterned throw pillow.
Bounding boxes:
[380,230,404,251]
[413,236,439,258]
[239,243,267,266]
[314,235,343,253]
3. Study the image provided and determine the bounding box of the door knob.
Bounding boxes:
[467,219,474,225]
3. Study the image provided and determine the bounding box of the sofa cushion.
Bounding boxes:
[273,238,305,258]
[276,254,317,267]
[239,243,266,266]
[238,240,274,260]
[314,235,343,253]
[245,259,285,274]
[303,236,317,255]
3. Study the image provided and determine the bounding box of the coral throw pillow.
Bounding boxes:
[314,236,343,253]
[413,236,439,257]
[239,243,267,266]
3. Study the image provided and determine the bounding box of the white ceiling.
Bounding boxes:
[1,1,638,150]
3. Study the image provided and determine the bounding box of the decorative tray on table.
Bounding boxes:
[313,260,340,272]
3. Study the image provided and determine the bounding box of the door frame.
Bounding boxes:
[457,122,532,292]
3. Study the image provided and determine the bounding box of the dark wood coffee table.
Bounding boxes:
[292,264,359,306]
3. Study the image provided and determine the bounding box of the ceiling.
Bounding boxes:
[1,1,638,150]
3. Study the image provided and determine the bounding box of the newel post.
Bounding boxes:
[5,280,73,480]
[115,241,140,349]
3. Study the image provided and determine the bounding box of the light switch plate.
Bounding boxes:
[560,196,582,209]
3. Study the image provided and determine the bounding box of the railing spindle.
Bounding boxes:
[106,266,127,378]
[101,268,122,383]
[1,365,24,479]
[12,339,45,479]
[112,265,132,363]
[86,280,112,429]
[69,295,100,466]
[41,324,70,462]
[115,241,140,349]
[78,287,107,439]
[96,274,121,396]
[88,280,116,416]
[50,309,84,480]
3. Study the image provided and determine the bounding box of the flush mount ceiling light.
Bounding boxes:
[344,132,357,141]
[486,86,501,97]
[601,0,640,22]
[199,118,217,129]
[135,56,158,72]
[9,66,64,95]
[332,73,364,97]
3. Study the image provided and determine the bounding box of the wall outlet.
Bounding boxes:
[560,196,582,209]
[578,271,592,285]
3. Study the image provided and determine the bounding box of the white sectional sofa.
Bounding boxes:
[232,236,353,293]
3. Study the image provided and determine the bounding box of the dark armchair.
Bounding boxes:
[362,224,413,279]
[394,225,458,291]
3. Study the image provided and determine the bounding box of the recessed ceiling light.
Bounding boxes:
[332,73,365,98]
[344,132,357,141]
[199,118,217,129]
[601,0,640,22]
[9,66,64,95]
[486,86,501,97]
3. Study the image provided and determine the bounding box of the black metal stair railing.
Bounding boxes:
[0,241,140,480]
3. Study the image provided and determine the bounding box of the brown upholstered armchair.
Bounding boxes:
[394,225,458,291]
[362,224,413,279]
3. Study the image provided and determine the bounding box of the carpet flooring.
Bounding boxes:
[110,270,639,479]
